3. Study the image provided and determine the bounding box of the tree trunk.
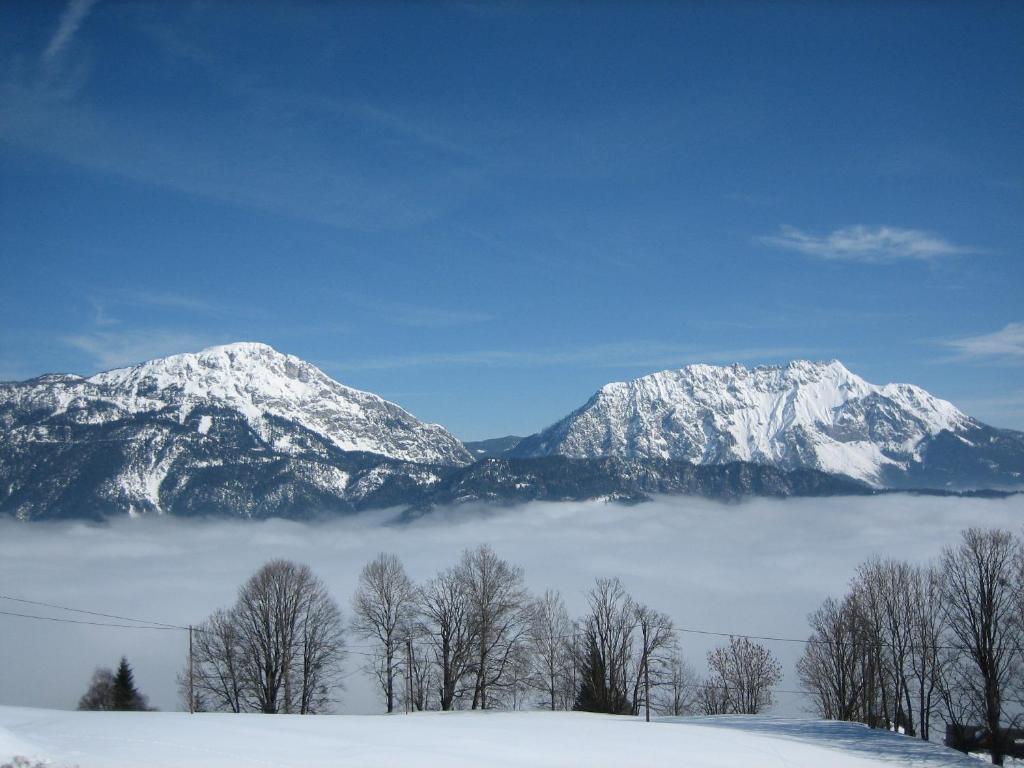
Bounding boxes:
[644,657,651,723]
[386,645,394,714]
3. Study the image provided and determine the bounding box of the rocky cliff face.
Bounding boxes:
[511,360,1022,489]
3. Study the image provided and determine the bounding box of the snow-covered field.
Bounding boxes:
[0,706,986,768]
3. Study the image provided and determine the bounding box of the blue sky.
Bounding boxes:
[1,1,1022,439]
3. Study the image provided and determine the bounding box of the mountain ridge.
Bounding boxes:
[509,359,1021,489]
[1,345,1021,520]
[3,342,471,467]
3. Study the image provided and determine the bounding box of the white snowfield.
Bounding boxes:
[0,707,984,768]
[517,360,972,485]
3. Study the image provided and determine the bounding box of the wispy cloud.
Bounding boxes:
[81,292,240,338]
[42,0,99,66]
[87,298,118,327]
[109,290,237,317]
[0,67,483,234]
[86,290,264,324]
[757,225,975,263]
[62,330,224,371]
[1,8,720,234]
[328,342,809,372]
[943,322,1024,364]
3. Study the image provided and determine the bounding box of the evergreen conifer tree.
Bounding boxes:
[111,657,150,711]
[574,630,631,714]
[574,634,607,712]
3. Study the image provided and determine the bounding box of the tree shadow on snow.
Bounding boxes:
[659,716,981,767]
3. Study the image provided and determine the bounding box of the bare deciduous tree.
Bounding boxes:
[797,593,870,722]
[77,667,116,711]
[655,646,700,716]
[351,553,417,713]
[192,559,345,715]
[528,589,573,711]
[458,544,532,709]
[405,638,435,712]
[184,608,244,713]
[908,564,944,741]
[697,678,731,716]
[495,640,535,710]
[1013,536,1024,691]
[295,572,347,715]
[940,528,1019,765]
[632,603,674,720]
[418,566,473,711]
[857,558,917,735]
[705,636,781,715]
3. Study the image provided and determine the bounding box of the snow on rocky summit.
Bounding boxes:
[511,360,980,486]
[7,342,472,467]
[1,349,1021,520]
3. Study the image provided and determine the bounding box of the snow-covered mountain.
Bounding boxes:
[0,343,472,519]
[4,344,471,466]
[4,342,471,465]
[510,360,1024,488]
[1,350,1019,520]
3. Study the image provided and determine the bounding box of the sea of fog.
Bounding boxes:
[1,494,1021,716]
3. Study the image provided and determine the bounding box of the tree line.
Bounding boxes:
[181,544,782,719]
[797,527,1024,766]
[77,525,1021,766]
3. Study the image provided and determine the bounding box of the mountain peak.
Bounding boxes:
[10,343,473,469]
[513,359,975,485]
[613,359,866,399]
[105,340,291,375]
[781,358,850,374]
[649,358,855,379]
[198,341,281,357]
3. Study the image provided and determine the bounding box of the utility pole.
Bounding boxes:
[188,624,194,714]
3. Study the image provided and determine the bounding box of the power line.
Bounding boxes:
[547,623,975,655]
[0,594,397,650]
[0,593,189,631]
[0,592,979,654]
[673,625,816,645]
[669,624,975,654]
[0,608,180,630]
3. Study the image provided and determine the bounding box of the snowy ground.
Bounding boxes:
[0,706,990,768]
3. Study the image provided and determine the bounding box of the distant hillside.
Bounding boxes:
[464,435,523,459]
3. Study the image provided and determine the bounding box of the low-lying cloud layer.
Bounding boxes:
[1,494,1021,715]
